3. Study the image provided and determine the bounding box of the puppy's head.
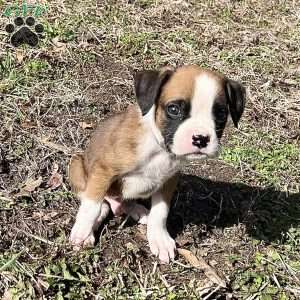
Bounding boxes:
[134,65,246,160]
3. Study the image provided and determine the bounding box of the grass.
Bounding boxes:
[221,130,300,188]
[0,0,300,299]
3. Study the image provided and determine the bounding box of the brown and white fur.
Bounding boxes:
[68,65,246,263]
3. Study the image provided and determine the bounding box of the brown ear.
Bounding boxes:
[134,69,173,115]
[225,79,246,128]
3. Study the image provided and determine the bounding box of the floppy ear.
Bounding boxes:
[134,69,173,115]
[225,79,246,128]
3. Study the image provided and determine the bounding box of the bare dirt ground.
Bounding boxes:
[0,1,299,299]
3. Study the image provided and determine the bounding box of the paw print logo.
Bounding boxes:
[5,16,44,47]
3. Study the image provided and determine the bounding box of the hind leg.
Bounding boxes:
[70,197,101,248]
[123,201,149,224]
[71,200,111,249]
[104,196,149,224]
[70,168,112,248]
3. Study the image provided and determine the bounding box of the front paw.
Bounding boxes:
[70,221,95,249]
[147,226,176,263]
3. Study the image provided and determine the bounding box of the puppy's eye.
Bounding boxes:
[166,103,181,119]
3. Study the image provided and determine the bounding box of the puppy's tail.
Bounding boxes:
[68,153,87,193]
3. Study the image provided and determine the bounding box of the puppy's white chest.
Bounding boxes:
[122,150,179,199]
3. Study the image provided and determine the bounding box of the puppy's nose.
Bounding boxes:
[192,135,210,149]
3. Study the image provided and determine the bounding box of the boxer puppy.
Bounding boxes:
[68,65,246,263]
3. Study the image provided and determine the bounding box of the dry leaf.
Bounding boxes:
[20,119,36,129]
[52,37,67,53]
[15,49,24,64]
[47,173,63,190]
[23,177,43,192]
[78,41,90,49]
[136,225,147,241]
[176,235,192,247]
[47,163,63,190]
[178,248,226,288]
[33,211,58,221]
[79,121,94,129]
[15,176,43,197]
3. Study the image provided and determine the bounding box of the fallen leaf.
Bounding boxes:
[32,211,59,221]
[178,248,226,288]
[136,225,147,241]
[23,177,43,192]
[47,163,63,190]
[79,121,94,129]
[15,49,24,64]
[78,41,90,49]
[20,119,36,129]
[14,176,43,198]
[52,37,67,53]
[176,235,192,247]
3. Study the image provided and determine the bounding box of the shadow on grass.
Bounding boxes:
[168,174,300,242]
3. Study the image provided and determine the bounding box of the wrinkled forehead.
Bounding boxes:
[160,66,225,109]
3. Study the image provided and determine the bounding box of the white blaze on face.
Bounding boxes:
[171,74,220,158]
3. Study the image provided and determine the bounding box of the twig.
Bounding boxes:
[160,274,175,292]
[39,273,90,282]
[18,229,55,245]
[272,273,281,289]
[118,215,130,230]
[173,260,193,269]
[152,262,158,275]
[203,285,221,300]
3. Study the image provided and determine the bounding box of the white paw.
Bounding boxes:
[70,220,95,248]
[147,226,176,263]
[125,202,149,224]
[70,198,103,249]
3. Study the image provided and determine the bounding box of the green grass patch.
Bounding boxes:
[0,51,19,92]
[24,59,51,76]
[0,51,52,94]
[221,130,300,187]
[118,31,158,56]
[218,46,280,73]
[232,246,299,300]
[42,16,82,42]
